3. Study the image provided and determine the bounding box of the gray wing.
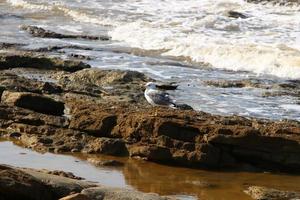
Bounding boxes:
[147,90,175,106]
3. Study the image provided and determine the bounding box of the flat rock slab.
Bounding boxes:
[0,53,90,72]
[21,25,110,41]
[81,186,173,200]
[0,165,54,200]
[0,164,173,200]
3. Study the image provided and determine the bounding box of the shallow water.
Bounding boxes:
[1,140,300,200]
[0,0,299,120]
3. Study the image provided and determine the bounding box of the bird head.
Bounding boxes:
[145,82,156,89]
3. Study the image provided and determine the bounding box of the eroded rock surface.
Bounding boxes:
[244,186,300,200]
[2,91,65,116]
[0,165,54,200]
[0,52,90,72]
[0,164,172,200]
[0,51,299,173]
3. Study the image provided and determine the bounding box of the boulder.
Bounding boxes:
[0,165,54,200]
[227,11,248,19]
[22,168,96,198]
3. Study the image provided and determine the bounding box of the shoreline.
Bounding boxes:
[0,50,299,173]
[0,47,299,199]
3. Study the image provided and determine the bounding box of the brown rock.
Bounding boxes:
[157,121,200,142]
[22,168,96,197]
[0,165,54,200]
[0,72,62,95]
[87,158,124,167]
[244,186,300,200]
[69,111,117,137]
[83,138,128,156]
[0,52,90,72]
[129,144,172,162]
[1,91,65,116]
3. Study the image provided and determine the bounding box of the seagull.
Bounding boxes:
[144,82,177,108]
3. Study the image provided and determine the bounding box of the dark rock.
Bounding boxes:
[41,82,63,94]
[205,79,258,88]
[33,45,93,53]
[0,53,90,72]
[0,86,4,97]
[157,121,199,142]
[208,132,300,171]
[228,11,248,19]
[175,103,194,110]
[9,132,22,138]
[0,72,62,95]
[69,54,92,60]
[0,42,24,49]
[21,25,110,41]
[40,170,83,180]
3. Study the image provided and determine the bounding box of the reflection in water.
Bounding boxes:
[0,140,128,188]
[122,159,300,200]
[0,140,300,200]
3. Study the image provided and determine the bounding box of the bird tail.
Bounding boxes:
[170,102,177,109]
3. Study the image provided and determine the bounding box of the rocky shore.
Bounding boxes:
[0,49,300,174]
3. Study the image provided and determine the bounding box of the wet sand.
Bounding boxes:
[1,140,299,200]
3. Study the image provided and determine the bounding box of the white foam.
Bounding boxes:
[6,0,300,79]
[108,0,300,79]
[57,7,118,26]
[6,0,53,11]
[281,104,300,112]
